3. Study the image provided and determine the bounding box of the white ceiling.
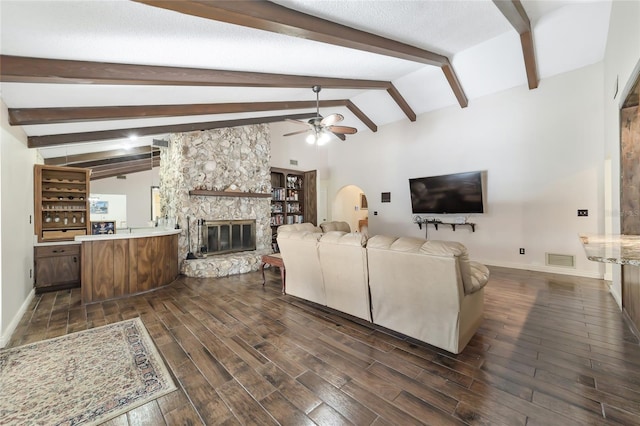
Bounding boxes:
[0,0,612,159]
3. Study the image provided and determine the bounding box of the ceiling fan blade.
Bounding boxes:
[285,118,312,127]
[327,125,357,135]
[321,113,344,127]
[283,129,311,137]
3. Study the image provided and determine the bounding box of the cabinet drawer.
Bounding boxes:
[35,244,80,258]
[42,229,86,241]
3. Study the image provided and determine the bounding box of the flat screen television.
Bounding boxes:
[409,171,485,214]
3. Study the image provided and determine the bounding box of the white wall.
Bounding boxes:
[90,168,160,228]
[1,101,38,346]
[327,63,605,278]
[602,0,640,306]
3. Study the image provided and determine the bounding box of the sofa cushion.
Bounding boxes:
[368,236,488,296]
[419,240,465,256]
[366,235,399,250]
[319,231,367,246]
[320,221,351,233]
[277,223,321,234]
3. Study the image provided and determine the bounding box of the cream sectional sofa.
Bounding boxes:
[276,222,490,354]
[366,235,488,354]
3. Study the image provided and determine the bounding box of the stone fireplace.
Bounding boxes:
[159,125,272,277]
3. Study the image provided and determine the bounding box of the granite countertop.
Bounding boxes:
[579,234,640,266]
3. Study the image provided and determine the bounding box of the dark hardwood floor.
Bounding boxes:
[7,266,640,425]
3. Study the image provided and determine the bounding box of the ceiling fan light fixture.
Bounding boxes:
[305,133,316,145]
[316,132,331,146]
[283,85,357,143]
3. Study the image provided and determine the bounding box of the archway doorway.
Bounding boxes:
[332,185,368,233]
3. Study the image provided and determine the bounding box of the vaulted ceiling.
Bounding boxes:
[0,0,612,178]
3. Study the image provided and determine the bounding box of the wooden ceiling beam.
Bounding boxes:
[0,55,415,121]
[44,147,160,168]
[44,146,158,166]
[133,0,468,108]
[493,0,538,90]
[28,112,318,148]
[0,54,387,89]
[89,158,160,180]
[10,100,351,125]
[51,150,160,169]
[345,101,377,133]
[386,86,417,122]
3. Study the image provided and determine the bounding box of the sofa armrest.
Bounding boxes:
[466,261,490,294]
[320,221,351,233]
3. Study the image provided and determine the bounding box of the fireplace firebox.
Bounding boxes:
[200,219,256,256]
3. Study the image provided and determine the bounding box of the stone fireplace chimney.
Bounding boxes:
[159,125,272,277]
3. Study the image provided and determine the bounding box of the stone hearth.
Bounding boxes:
[160,125,272,277]
[180,252,265,278]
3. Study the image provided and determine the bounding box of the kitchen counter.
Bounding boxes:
[579,234,640,266]
[79,229,180,304]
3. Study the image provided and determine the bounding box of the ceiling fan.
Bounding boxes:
[284,85,357,145]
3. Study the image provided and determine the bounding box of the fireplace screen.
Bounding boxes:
[201,220,256,256]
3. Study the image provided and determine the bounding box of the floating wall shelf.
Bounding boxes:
[414,217,476,239]
[188,190,272,198]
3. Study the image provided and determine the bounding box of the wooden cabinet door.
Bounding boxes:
[35,254,80,289]
[304,170,317,225]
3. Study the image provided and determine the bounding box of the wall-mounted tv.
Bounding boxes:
[409,171,485,214]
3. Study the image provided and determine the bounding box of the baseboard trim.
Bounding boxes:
[0,288,35,348]
[482,260,603,279]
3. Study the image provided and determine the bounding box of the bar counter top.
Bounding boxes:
[74,227,181,242]
[579,234,640,266]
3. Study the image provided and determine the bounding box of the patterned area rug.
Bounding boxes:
[0,318,177,425]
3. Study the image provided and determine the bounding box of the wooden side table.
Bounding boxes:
[261,253,285,294]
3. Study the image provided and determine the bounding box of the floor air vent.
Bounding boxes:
[546,253,575,268]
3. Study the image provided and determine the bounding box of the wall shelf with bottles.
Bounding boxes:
[35,165,91,243]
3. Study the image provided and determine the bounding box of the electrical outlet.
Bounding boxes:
[578,209,588,217]
[519,248,525,255]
